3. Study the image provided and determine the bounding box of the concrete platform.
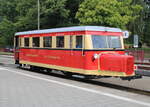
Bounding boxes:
[0,66,150,107]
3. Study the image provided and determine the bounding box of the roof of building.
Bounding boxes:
[15,26,122,36]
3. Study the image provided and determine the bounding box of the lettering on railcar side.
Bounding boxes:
[44,56,60,60]
[26,54,38,57]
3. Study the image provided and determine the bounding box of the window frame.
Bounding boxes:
[75,35,83,49]
[24,37,29,47]
[32,37,40,48]
[56,36,64,48]
[43,36,52,48]
[91,35,123,49]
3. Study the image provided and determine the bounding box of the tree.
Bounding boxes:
[0,0,71,47]
[76,0,142,29]
[126,0,147,43]
[125,0,150,46]
[0,0,18,47]
[15,0,38,31]
[0,0,147,47]
[66,0,84,25]
[40,0,70,28]
[143,1,150,46]
[0,18,15,47]
[0,0,18,22]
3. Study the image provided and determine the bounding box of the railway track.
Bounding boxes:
[135,62,150,76]
[136,62,150,70]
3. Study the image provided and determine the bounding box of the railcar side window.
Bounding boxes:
[24,38,29,47]
[92,36,108,48]
[56,36,64,48]
[43,36,52,47]
[33,37,39,47]
[92,35,122,49]
[108,36,121,48]
[76,36,82,48]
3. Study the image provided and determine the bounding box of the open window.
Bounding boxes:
[24,38,29,47]
[56,36,64,48]
[32,37,40,47]
[43,36,52,47]
[76,36,82,48]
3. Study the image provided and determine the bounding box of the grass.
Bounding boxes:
[142,48,150,55]
[0,52,14,55]
[144,53,150,58]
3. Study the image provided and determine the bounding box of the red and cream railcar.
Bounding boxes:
[14,26,135,78]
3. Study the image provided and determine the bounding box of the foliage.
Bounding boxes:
[143,1,150,46]
[0,0,18,22]
[143,20,150,46]
[14,0,70,30]
[0,0,149,47]
[76,0,142,29]
[127,0,148,44]
[65,0,84,24]
[40,0,70,28]
[0,18,15,46]
[15,0,37,31]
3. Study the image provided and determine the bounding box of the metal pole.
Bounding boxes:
[38,0,40,30]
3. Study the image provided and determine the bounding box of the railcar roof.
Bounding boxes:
[15,26,122,36]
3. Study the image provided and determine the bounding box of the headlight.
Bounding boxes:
[93,54,99,59]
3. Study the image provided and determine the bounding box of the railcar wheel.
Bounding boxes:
[30,65,34,71]
[30,65,40,71]
[43,68,52,74]
[63,71,73,77]
[48,69,52,72]
[18,64,22,68]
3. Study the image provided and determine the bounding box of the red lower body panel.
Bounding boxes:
[17,48,134,76]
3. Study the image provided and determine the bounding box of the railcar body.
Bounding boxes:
[14,26,135,78]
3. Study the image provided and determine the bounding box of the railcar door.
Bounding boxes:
[69,35,85,70]
[14,36,20,64]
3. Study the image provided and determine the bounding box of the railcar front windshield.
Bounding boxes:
[92,35,122,49]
